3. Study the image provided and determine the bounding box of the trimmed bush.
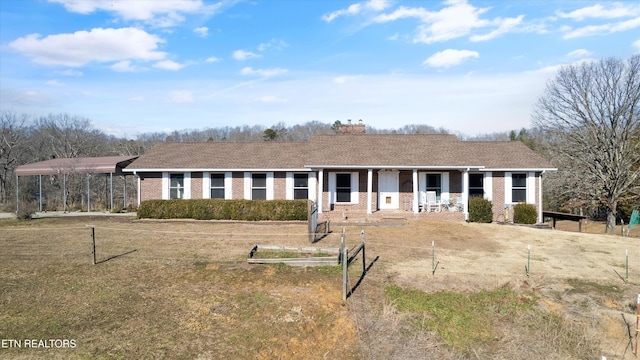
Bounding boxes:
[513,203,537,224]
[468,196,493,223]
[137,199,308,221]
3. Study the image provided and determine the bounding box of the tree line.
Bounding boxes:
[1,55,638,232]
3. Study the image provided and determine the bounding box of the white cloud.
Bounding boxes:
[48,0,222,27]
[240,67,287,77]
[110,60,138,72]
[55,69,83,76]
[557,3,639,21]
[9,27,166,67]
[194,26,209,38]
[423,49,479,68]
[232,50,261,61]
[567,49,592,58]
[322,0,392,22]
[371,1,526,44]
[154,60,185,71]
[257,39,289,52]
[129,96,144,102]
[470,15,524,42]
[45,79,64,87]
[205,56,221,63]
[169,90,194,103]
[562,16,640,39]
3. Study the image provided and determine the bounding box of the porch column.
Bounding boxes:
[412,169,419,214]
[317,169,324,214]
[538,172,543,223]
[462,169,469,221]
[63,174,67,213]
[367,169,373,214]
[87,174,91,213]
[136,174,141,206]
[110,172,114,211]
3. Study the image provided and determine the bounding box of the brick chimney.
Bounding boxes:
[338,119,366,135]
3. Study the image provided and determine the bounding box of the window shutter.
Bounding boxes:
[308,172,317,201]
[328,172,336,204]
[162,172,169,200]
[244,172,251,199]
[224,172,232,199]
[351,172,359,204]
[285,172,293,200]
[441,172,449,200]
[484,172,493,201]
[202,172,210,199]
[527,172,535,204]
[184,172,191,199]
[267,172,274,200]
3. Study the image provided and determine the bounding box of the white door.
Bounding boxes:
[378,172,399,210]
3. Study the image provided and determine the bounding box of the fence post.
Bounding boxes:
[361,230,366,273]
[342,246,348,301]
[90,226,96,265]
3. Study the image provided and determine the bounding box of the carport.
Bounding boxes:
[15,156,138,214]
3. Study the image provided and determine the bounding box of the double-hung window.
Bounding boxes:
[426,174,441,200]
[293,174,308,200]
[469,174,484,198]
[252,173,267,200]
[511,173,527,203]
[336,173,351,203]
[170,174,184,199]
[210,173,225,199]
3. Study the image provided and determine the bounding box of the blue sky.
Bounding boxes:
[1,0,639,138]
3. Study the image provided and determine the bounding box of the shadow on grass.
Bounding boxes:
[96,249,137,264]
[347,255,379,299]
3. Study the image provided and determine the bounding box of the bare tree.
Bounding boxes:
[0,111,31,204]
[533,55,640,233]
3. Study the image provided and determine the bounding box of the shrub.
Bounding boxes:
[468,196,493,223]
[513,203,537,224]
[137,199,308,221]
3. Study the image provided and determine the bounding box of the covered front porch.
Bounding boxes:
[313,167,480,221]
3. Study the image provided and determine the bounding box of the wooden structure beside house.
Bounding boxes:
[124,129,555,223]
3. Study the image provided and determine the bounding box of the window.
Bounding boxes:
[469,174,484,198]
[336,173,351,203]
[293,174,308,200]
[511,173,527,203]
[170,174,184,199]
[252,173,267,200]
[210,173,225,199]
[426,174,441,200]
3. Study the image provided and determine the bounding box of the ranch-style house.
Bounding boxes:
[125,124,556,223]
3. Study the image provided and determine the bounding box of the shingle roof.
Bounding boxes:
[125,134,555,171]
[16,156,139,176]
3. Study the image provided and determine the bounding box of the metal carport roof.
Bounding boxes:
[15,156,138,176]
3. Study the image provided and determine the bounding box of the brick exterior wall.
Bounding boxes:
[232,172,244,199]
[137,169,542,223]
[139,172,162,202]
[190,172,203,199]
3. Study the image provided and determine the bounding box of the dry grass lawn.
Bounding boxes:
[0,216,638,359]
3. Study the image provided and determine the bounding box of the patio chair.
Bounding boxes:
[454,196,464,212]
[426,191,440,212]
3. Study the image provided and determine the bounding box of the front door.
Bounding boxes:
[378,171,399,210]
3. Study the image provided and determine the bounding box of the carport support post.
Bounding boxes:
[63,174,67,213]
[87,174,91,213]
[15,175,19,215]
[110,172,113,211]
[123,175,127,209]
[39,174,42,212]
